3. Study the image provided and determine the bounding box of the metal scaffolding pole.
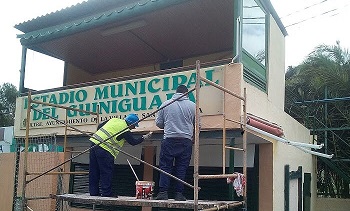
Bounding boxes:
[194,60,201,210]
[194,60,247,210]
[21,91,31,211]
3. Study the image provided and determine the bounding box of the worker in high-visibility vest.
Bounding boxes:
[89,113,152,197]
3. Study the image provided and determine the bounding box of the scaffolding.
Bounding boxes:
[193,60,247,210]
[19,60,247,211]
[18,91,100,211]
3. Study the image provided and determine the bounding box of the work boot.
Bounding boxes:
[174,192,186,201]
[155,191,168,200]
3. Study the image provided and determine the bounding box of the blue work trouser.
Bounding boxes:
[158,138,192,193]
[89,143,115,197]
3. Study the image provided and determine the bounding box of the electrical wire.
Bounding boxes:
[285,8,337,28]
[281,0,329,19]
[280,0,349,28]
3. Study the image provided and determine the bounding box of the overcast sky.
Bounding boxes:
[271,0,350,67]
[0,0,349,90]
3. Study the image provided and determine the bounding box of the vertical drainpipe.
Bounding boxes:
[233,0,243,63]
[19,46,27,93]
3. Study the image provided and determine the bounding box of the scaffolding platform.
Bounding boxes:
[54,193,243,210]
[23,61,247,211]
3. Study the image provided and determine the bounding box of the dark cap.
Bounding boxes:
[176,85,188,93]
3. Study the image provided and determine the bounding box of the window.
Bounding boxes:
[243,0,266,65]
[242,0,267,91]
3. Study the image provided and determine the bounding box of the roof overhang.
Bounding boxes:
[14,0,287,75]
[15,0,235,74]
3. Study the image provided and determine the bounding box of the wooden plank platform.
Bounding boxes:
[54,193,243,210]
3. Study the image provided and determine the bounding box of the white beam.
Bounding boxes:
[246,125,333,159]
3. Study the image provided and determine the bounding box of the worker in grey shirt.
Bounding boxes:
[155,85,199,201]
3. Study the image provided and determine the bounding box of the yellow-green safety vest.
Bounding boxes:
[90,118,129,158]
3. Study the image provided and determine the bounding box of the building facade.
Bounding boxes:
[4,0,337,210]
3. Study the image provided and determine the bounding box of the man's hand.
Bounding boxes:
[142,131,153,140]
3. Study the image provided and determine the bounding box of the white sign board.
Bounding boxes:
[17,66,226,130]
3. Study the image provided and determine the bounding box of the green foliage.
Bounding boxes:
[0,83,18,126]
[255,49,265,63]
[285,41,350,198]
[285,41,350,125]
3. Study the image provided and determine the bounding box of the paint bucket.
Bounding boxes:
[135,181,155,199]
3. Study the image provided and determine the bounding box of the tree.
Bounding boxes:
[285,41,350,198]
[0,83,18,126]
[285,41,350,125]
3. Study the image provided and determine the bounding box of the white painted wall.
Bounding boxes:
[267,14,286,110]
[244,14,317,211]
[0,126,14,153]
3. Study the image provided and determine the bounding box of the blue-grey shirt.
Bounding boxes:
[155,93,199,140]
